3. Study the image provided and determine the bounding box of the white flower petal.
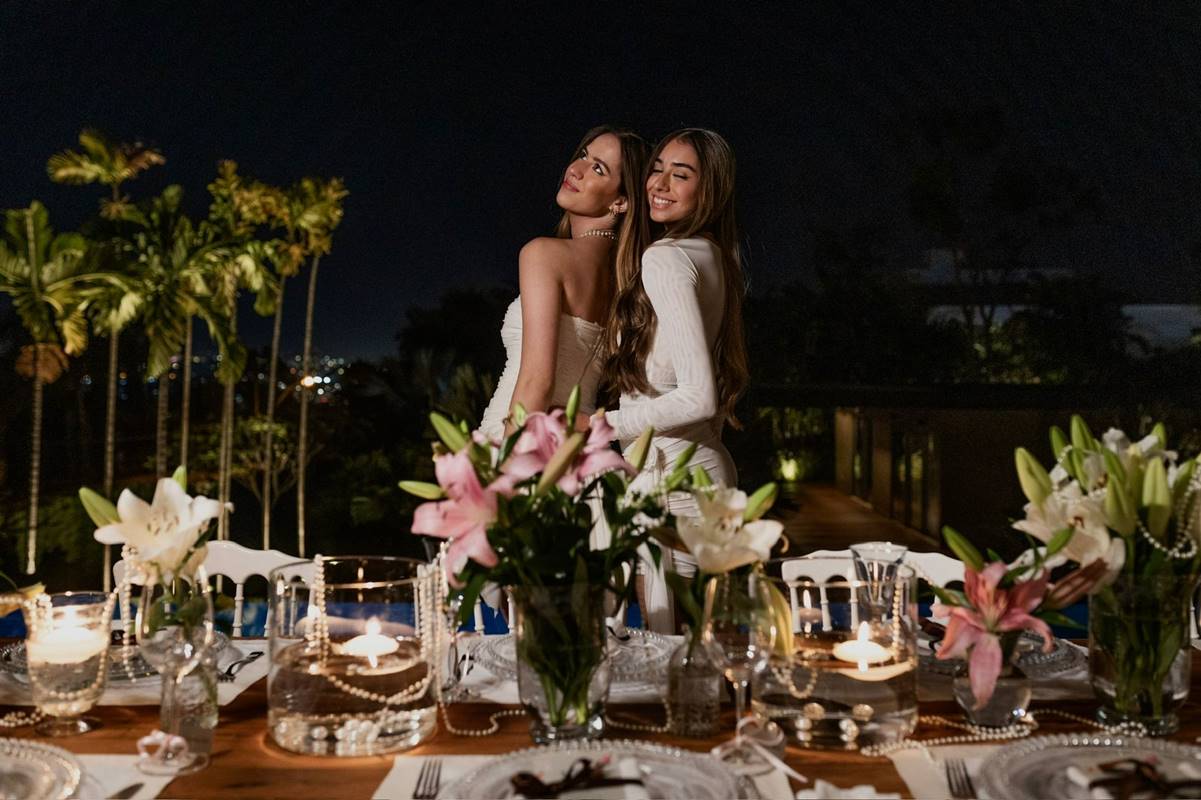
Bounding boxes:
[115,488,151,525]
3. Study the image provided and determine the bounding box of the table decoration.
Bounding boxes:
[402,389,700,743]
[758,563,918,750]
[0,736,82,800]
[267,555,440,756]
[1013,416,1201,734]
[665,479,783,738]
[20,591,116,736]
[469,628,675,685]
[977,733,1201,800]
[80,467,222,774]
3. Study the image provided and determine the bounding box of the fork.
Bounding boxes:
[944,758,976,799]
[412,758,442,800]
[217,650,265,682]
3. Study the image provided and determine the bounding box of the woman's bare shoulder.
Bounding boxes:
[519,236,574,270]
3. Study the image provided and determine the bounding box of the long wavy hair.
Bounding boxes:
[553,126,650,244]
[601,128,749,428]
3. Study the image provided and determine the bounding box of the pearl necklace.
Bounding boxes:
[578,229,616,240]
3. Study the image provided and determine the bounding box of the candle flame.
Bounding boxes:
[366,617,381,636]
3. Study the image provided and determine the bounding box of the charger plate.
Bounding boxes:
[472,630,673,684]
[0,738,82,800]
[978,733,1201,800]
[438,739,740,800]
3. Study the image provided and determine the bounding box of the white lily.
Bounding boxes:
[676,486,783,574]
[93,478,223,582]
[1012,481,1124,578]
[1102,427,1178,471]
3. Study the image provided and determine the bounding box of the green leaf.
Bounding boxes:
[671,442,699,474]
[397,480,444,500]
[1043,526,1075,558]
[942,526,985,572]
[78,487,119,527]
[1014,447,1052,505]
[743,482,778,522]
[930,584,967,607]
[1104,480,1136,536]
[430,411,468,452]
[1035,609,1083,630]
[1102,448,1126,486]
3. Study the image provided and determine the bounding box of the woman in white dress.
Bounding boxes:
[476,126,650,441]
[600,128,750,631]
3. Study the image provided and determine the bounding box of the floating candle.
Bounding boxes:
[831,622,890,670]
[340,618,399,659]
[27,625,108,665]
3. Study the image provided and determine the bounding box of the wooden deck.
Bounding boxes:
[775,483,940,555]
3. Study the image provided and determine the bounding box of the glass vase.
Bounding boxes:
[134,577,217,776]
[1089,575,1195,736]
[953,665,1031,728]
[511,583,610,744]
[668,625,721,737]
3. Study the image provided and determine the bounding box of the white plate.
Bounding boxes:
[0,738,82,800]
[978,733,1201,800]
[1,632,231,684]
[472,630,674,684]
[438,739,741,799]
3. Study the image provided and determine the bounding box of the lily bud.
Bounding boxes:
[535,431,586,495]
[1104,479,1136,536]
[564,385,581,430]
[691,465,713,488]
[744,482,778,522]
[1102,448,1126,485]
[171,466,188,491]
[1015,448,1052,505]
[79,487,120,527]
[1142,457,1171,539]
[1070,415,1096,453]
[1151,421,1168,451]
[398,480,445,500]
[1050,425,1070,462]
[627,428,654,472]
[430,412,468,453]
[511,402,527,428]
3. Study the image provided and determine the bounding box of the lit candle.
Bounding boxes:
[340,618,399,660]
[27,610,108,665]
[797,589,821,634]
[831,622,890,670]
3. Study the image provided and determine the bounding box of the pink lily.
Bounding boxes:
[501,410,568,483]
[573,413,637,487]
[932,562,1053,708]
[411,449,501,585]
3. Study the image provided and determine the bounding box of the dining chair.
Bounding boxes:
[114,540,310,638]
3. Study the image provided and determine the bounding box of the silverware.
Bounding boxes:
[412,758,442,800]
[110,782,144,799]
[944,757,976,799]
[217,650,264,682]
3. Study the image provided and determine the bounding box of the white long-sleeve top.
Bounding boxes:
[606,236,736,491]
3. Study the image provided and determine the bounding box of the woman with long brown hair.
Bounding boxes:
[477,126,650,440]
[601,127,749,630]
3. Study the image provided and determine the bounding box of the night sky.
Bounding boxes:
[3,3,1200,359]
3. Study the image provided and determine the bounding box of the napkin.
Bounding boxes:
[372,754,489,799]
[887,743,997,800]
[0,639,268,707]
[795,779,901,799]
[75,754,175,799]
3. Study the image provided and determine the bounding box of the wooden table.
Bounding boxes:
[7,655,1201,799]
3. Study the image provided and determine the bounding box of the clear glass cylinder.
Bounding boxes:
[757,559,918,750]
[1089,575,1195,736]
[668,625,721,737]
[267,556,438,756]
[22,591,114,737]
[511,583,610,744]
[953,665,1031,728]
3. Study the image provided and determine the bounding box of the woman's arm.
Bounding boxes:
[607,244,718,441]
[508,238,565,430]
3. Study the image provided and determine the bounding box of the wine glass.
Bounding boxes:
[702,571,777,759]
[850,541,908,611]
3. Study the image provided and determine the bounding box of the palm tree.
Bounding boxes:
[0,202,100,574]
[47,130,162,589]
[293,177,347,557]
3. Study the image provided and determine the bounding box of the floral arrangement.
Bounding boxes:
[1013,416,1201,728]
[931,527,1104,708]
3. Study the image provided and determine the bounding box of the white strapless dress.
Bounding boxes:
[477,298,605,441]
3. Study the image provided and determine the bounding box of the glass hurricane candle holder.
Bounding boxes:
[22,591,116,736]
[755,560,918,750]
[267,556,441,756]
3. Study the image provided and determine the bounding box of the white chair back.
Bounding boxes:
[114,541,309,638]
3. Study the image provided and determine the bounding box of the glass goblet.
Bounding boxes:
[22,591,115,736]
[702,571,777,761]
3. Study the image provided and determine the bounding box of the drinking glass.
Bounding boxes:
[22,591,115,736]
[702,571,777,760]
[850,542,908,610]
